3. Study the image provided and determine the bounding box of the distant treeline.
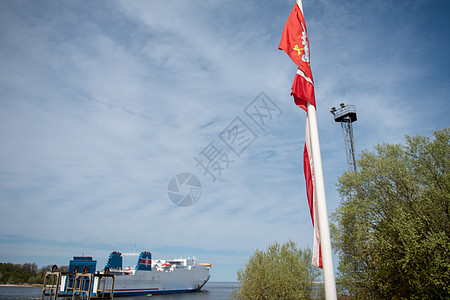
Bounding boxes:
[0,262,68,285]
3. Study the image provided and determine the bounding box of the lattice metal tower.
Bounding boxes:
[330,103,357,172]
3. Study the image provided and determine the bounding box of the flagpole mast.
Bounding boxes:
[307,103,337,300]
[279,0,337,297]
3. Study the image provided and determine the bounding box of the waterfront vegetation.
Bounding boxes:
[231,240,324,299]
[332,128,449,299]
[0,263,68,285]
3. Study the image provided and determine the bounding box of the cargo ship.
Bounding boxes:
[65,251,211,297]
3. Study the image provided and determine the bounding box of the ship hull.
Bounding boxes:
[111,268,210,297]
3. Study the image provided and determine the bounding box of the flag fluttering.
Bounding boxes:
[278,2,315,111]
[278,3,313,80]
[279,0,322,268]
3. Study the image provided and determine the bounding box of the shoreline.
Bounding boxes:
[0,284,41,287]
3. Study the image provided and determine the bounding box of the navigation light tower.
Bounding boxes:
[330,103,358,172]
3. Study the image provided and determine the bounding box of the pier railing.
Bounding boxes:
[41,268,115,300]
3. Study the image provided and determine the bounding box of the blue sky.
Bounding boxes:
[0,0,449,282]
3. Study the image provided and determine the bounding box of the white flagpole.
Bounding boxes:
[293,0,337,297]
[307,102,337,300]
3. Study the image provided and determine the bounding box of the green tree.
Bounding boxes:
[332,128,450,299]
[0,262,67,284]
[231,240,322,300]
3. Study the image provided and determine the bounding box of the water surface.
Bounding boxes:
[0,282,237,300]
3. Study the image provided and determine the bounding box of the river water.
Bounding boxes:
[0,282,237,299]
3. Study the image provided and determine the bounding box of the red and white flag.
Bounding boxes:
[304,117,322,268]
[278,0,315,111]
[279,0,322,268]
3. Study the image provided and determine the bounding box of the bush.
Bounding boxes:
[232,240,321,300]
